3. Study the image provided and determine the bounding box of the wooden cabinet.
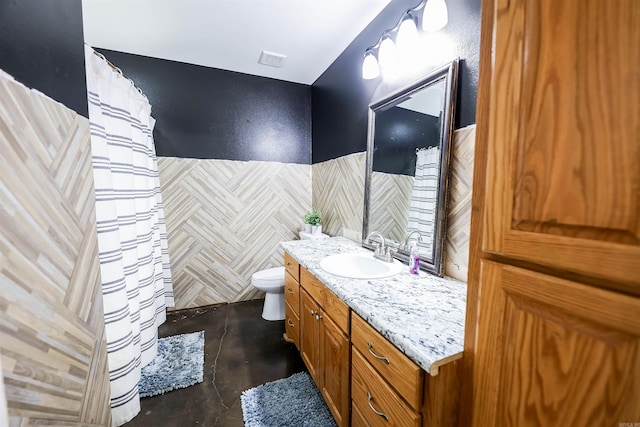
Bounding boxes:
[284,253,300,349]
[351,312,460,427]
[466,0,640,425]
[299,266,350,427]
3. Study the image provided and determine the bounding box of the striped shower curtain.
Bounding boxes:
[85,46,174,426]
[406,146,440,257]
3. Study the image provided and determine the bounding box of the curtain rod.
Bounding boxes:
[91,49,149,103]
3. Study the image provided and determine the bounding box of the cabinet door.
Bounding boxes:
[300,288,321,383]
[482,0,640,291]
[473,261,640,426]
[320,313,350,427]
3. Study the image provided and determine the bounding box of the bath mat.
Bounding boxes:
[139,331,204,398]
[241,371,337,427]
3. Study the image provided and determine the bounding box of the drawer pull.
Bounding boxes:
[367,392,389,422]
[367,342,390,365]
[287,288,294,294]
[287,263,294,268]
[287,319,295,327]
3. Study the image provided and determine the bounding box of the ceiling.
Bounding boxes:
[82,0,392,85]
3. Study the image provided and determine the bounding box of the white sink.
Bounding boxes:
[319,252,404,279]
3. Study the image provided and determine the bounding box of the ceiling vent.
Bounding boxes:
[258,50,287,68]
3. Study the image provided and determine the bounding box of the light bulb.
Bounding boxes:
[362,51,379,80]
[396,15,418,49]
[378,36,396,70]
[422,0,448,32]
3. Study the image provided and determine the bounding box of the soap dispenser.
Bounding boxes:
[409,243,420,275]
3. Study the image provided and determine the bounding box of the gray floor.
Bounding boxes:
[124,299,306,426]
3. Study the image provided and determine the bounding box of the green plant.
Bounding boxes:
[303,208,322,226]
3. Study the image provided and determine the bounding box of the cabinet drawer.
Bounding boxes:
[284,252,299,282]
[352,348,421,427]
[284,301,299,349]
[351,313,423,409]
[284,272,299,316]
[351,401,369,427]
[300,267,349,333]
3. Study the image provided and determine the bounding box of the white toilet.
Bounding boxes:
[252,231,329,321]
[251,267,286,321]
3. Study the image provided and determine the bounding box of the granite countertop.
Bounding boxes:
[280,236,467,376]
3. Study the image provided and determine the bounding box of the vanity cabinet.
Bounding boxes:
[283,252,460,427]
[299,266,350,427]
[284,253,300,349]
[351,313,459,427]
[466,0,640,425]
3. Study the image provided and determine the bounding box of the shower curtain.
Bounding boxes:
[84,46,174,426]
[406,146,440,256]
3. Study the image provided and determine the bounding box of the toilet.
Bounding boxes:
[252,231,329,321]
[251,266,286,321]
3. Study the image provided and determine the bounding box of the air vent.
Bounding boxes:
[258,50,287,68]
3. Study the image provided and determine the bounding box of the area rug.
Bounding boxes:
[139,330,204,398]
[241,371,337,427]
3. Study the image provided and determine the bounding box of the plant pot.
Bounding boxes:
[304,224,312,233]
[311,225,322,235]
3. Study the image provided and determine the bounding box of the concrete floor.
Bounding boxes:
[124,299,307,426]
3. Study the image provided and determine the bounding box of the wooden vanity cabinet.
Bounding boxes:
[283,253,300,349]
[465,0,640,425]
[299,266,351,427]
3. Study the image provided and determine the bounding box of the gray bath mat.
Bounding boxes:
[139,331,204,398]
[241,371,337,427]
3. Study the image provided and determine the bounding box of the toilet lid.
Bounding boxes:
[252,266,285,283]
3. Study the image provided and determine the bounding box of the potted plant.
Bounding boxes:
[303,208,322,234]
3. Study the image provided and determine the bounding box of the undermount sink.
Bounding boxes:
[319,251,404,279]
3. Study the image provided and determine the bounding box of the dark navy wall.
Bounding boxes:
[373,108,439,176]
[0,0,87,117]
[97,49,312,164]
[312,0,481,163]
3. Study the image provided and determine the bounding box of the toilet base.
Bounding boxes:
[261,292,285,321]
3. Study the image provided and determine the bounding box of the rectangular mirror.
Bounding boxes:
[363,59,458,276]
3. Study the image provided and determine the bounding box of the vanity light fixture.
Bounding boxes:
[362,49,380,80]
[361,0,449,80]
[422,0,448,32]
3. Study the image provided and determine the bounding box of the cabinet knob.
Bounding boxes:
[287,319,295,327]
[310,310,317,315]
[367,391,389,421]
[367,342,390,365]
[287,288,294,294]
[315,314,322,321]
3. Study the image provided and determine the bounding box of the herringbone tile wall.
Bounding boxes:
[444,125,475,282]
[370,171,413,243]
[312,125,476,282]
[0,72,111,425]
[312,152,366,241]
[158,158,311,309]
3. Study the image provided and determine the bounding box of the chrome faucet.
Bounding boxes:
[402,230,423,252]
[365,231,395,263]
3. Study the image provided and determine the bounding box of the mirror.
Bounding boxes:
[363,60,458,276]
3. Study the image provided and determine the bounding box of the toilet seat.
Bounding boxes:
[252,267,284,286]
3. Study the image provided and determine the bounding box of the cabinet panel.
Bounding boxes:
[473,261,640,426]
[300,288,321,383]
[284,300,299,349]
[284,252,299,282]
[284,272,299,316]
[351,401,369,427]
[320,313,350,427]
[352,349,421,427]
[301,267,349,332]
[482,0,640,288]
[351,313,422,409]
